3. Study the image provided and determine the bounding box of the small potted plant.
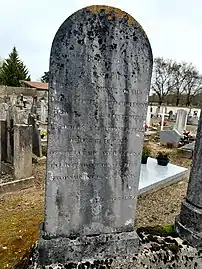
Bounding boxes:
[40,130,47,139]
[141,145,151,164]
[156,151,170,166]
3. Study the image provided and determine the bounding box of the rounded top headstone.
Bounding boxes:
[45,5,153,238]
[49,5,152,74]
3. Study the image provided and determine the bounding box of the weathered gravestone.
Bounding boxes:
[174,109,187,134]
[0,104,9,166]
[175,106,202,248]
[38,5,153,266]
[160,109,187,148]
[31,96,38,115]
[6,106,15,164]
[5,105,27,163]
[13,124,33,180]
[0,103,9,120]
[0,104,33,181]
[40,99,48,123]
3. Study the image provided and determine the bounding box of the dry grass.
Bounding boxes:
[0,143,192,268]
[0,164,45,269]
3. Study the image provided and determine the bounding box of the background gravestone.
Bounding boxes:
[0,120,7,163]
[174,109,187,134]
[39,5,153,265]
[0,103,9,120]
[6,107,15,164]
[28,113,42,157]
[160,109,187,148]
[13,124,33,180]
[40,100,48,123]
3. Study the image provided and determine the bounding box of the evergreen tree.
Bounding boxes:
[41,71,49,83]
[1,47,30,86]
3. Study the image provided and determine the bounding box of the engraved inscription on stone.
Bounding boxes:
[44,6,153,237]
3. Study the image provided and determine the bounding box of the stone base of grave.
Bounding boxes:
[0,176,35,195]
[175,199,202,249]
[38,227,139,266]
[19,226,202,269]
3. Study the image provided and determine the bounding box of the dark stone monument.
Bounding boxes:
[175,106,202,248]
[38,5,153,266]
[31,95,38,115]
[28,113,42,157]
[6,115,14,164]
[0,120,7,162]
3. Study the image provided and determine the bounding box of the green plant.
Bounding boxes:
[156,151,169,160]
[142,145,151,158]
[40,130,47,139]
[41,71,49,83]
[137,224,177,237]
[41,145,47,156]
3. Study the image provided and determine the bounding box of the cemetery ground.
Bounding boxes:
[0,139,191,269]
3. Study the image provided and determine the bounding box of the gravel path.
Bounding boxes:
[136,175,188,227]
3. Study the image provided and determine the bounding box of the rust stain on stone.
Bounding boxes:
[86,5,135,25]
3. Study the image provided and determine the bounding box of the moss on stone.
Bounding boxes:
[137,224,178,237]
[158,225,177,236]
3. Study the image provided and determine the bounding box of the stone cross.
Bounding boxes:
[174,109,187,135]
[158,107,166,131]
[38,5,153,266]
[175,106,202,248]
[145,105,151,130]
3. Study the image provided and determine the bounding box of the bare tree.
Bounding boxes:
[184,71,202,107]
[171,62,186,106]
[151,58,176,105]
[171,62,200,106]
[151,58,202,106]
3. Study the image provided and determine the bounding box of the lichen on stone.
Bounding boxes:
[86,5,135,25]
[82,5,150,41]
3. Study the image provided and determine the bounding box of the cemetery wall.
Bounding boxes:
[0,86,47,99]
[152,105,201,116]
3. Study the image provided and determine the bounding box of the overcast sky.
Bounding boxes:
[0,0,201,80]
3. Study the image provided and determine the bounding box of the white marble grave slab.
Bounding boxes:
[138,157,187,195]
[181,142,195,152]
